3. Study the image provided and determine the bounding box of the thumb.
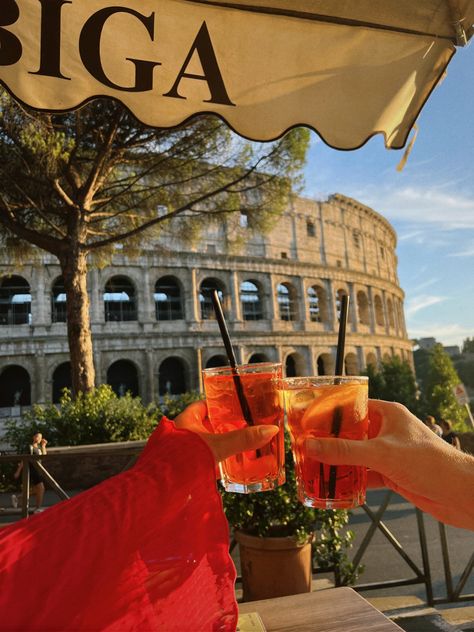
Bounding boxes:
[306,437,376,468]
[211,425,279,463]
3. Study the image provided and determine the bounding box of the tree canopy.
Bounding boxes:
[0,92,310,393]
[365,356,419,413]
[414,344,469,430]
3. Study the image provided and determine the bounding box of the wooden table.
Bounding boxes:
[239,587,403,631]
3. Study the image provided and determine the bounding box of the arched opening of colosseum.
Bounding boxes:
[356,291,370,325]
[277,283,297,321]
[199,278,226,320]
[107,360,139,397]
[308,285,327,323]
[366,352,377,368]
[52,362,72,403]
[382,353,392,364]
[317,354,333,375]
[154,276,184,321]
[344,353,359,376]
[374,295,385,327]
[205,355,229,369]
[387,298,395,328]
[335,289,348,322]
[240,280,263,320]
[51,277,67,323]
[159,357,187,395]
[0,365,31,407]
[285,353,305,377]
[248,353,269,364]
[104,276,137,322]
[0,276,31,326]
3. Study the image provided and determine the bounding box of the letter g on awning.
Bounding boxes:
[1,0,473,149]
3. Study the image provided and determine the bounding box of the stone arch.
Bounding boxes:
[107,359,140,397]
[374,294,384,327]
[158,356,188,395]
[277,282,298,321]
[356,290,370,325]
[344,353,359,376]
[205,355,229,369]
[104,275,137,322]
[199,277,227,320]
[0,275,31,325]
[0,365,31,407]
[52,362,72,403]
[284,351,305,377]
[382,352,392,363]
[307,284,328,323]
[316,353,334,376]
[51,276,67,323]
[387,297,395,328]
[366,352,377,368]
[240,279,264,321]
[335,288,348,322]
[154,275,184,321]
[248,353,270,364]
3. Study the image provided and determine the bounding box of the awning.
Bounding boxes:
[0,0,473,149]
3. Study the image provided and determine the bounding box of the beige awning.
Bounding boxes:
[0,0,473,149]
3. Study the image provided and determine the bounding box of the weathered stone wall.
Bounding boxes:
[0,193,413,407]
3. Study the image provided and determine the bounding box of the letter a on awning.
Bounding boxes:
[1,0,473,149]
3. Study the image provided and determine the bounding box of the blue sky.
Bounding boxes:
[302,43,474,349]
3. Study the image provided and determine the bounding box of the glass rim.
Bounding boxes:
[202,361,282,376]
[281,375,368,388]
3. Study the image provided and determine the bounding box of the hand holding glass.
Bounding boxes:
[203,362,285,493]
[283,376,368,509]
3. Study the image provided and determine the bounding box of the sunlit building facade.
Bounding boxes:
[0,193,412,409]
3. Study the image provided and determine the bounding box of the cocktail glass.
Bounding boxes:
[203,362,285,493]
[283,376,368,509]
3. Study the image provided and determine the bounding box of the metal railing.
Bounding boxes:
[0,441,144,519]
[1,448,472,605]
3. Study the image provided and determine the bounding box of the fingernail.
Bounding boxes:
[258,425,279,437]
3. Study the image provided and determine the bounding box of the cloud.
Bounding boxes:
[410,278,439,292]
[405,294,446,317]
[448,240,474,257]
[407,322,472,348]
[362,186,474,230]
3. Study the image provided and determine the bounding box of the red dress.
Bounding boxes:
[0,420,238,631]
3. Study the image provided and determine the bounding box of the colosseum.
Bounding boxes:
[0,193,413,409]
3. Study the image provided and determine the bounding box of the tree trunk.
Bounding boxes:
[60,251,96,395]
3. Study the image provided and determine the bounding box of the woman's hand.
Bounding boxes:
[306,399,474,531]
[174,400,279,463]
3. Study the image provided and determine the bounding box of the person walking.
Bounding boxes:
[12,431,48,512]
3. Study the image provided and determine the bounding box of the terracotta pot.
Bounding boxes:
[235,530,313,602]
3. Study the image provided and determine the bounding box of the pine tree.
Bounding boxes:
[0,93,309,394]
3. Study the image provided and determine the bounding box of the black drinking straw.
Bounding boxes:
[210,291,256,429]
[328,294,349,499]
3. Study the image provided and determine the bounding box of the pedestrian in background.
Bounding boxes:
[12,431,48,512]
[440,419,461,450]
[425,415,443,437]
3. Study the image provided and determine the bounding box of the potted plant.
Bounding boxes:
[221,434,362,601]
[221,434,315,602]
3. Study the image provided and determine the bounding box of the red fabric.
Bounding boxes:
[0,419,238,631]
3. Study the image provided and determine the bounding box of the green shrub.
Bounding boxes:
[4,385,159,450]
[3,387,206,452]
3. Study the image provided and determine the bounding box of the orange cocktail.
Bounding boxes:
[203,362,284,493]
[284,376,368,509]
